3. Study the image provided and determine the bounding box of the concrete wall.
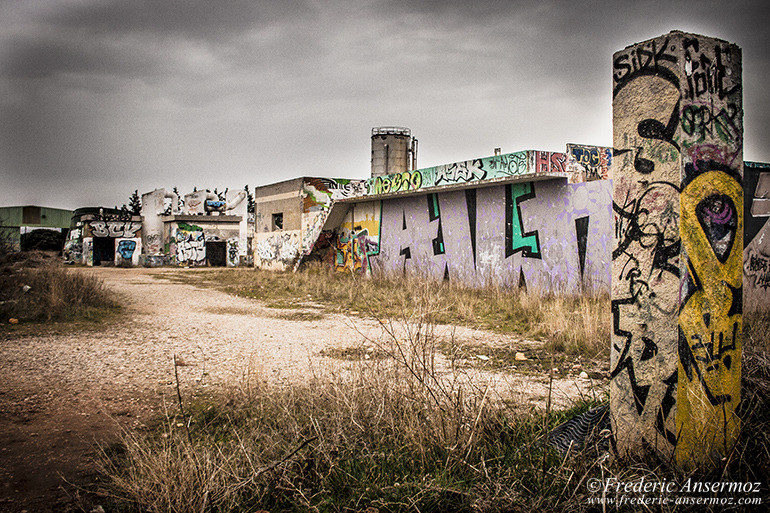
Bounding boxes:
[365,150,568,195]
[610,31,743,468]
[362,180,612,291]
[744,161,770,309]
[254,177,366,270]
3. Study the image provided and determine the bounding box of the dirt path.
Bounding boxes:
[0,267,603,512]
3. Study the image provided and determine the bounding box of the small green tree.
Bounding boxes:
[128,190,141,215]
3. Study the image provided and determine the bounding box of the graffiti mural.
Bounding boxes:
[567,144,612,182]
[256,232,300,268]
[744,164,770,308]
[117,240,137,259]
[63,228,83,262]
[368,180,611,290]
[303,178,366,212]
[610,31,742,467]
[364,151,568,196]
[89,220,141,238]
[335,230,378,274]
[84,239,93,266]
[176,223,206,264]
[227,239,239,267]
[144,233,162,255]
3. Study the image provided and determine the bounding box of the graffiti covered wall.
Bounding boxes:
[610,31,742,467]
[567,144,613,183]
[365,180,611,290]
[364,151,568,195]
[174,223,206,265]
[299,178,366,260]
[334,201,382,274]
[744,162,770,309]
[255,231,301,269]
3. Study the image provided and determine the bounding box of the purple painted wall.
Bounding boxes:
[370,179,612,292]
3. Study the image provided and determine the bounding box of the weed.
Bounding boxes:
[0,254,120,324]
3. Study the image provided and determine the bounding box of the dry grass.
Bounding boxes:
[96,278,770,512]
[97,287,606,512]
[0,252,120,323]
[159,265,611,358]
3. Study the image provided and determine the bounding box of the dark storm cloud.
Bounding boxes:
[0,0,768,209]
[3,35,163,80]
[49,0,313,40]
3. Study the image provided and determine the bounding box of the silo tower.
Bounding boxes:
[370,127,418,178]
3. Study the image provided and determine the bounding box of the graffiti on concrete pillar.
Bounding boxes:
[611,31,742,466]
[611,34,686,457]
[677,164,742,463]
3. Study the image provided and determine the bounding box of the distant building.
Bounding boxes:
[0,205,73,252]
[142,188,251,267]
[64,188,254,267]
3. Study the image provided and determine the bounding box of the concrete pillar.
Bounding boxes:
[611,31,743,468]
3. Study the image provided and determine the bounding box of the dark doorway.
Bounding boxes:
[206,241,226,267]
[93,237,115,266]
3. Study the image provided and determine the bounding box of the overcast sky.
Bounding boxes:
[1,0,768,210]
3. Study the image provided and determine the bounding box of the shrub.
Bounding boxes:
[0,257,118,322]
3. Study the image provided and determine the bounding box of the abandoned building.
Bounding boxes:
[1,205,73,252]
[141,188,251,267]
[253,176,366,270]
[63,188,253,267]
[297,132,616,294]
[63,207,142,266]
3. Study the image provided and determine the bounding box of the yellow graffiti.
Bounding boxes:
[335,234,369,274]
[677,170,742,468]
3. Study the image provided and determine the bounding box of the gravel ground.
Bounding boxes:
[0,267,604,512]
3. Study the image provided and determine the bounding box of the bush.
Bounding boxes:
[0,257,118,322]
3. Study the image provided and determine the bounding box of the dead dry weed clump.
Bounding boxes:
[0,253,119,322]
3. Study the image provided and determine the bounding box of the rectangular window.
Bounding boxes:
[271,213,283,231]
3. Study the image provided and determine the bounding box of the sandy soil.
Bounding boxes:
[0,267,604,512]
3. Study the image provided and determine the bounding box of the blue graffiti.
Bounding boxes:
[118,240,137,259]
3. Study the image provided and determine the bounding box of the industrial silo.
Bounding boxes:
[370,127,417,178]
